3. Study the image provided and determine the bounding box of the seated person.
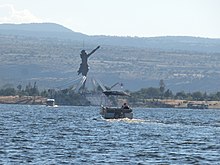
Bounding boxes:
[122,103,129,109]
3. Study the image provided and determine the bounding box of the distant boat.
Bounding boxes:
[187,102,208,109]
[46,99,57,107]
[100,90,133,119]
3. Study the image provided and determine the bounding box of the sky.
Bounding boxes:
[0,0,220,38]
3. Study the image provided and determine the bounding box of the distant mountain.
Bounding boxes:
[0,23,88,40]
[1,23,220,53]
[0,23,73,32]
[89,35,220,53]
[1,23,220,92]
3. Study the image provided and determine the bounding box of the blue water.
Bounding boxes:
[0,104,219,164]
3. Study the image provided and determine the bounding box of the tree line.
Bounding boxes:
[1,81,220,106]
[128,80,220,102]
[0,82,90,106]
[0,82,39,97]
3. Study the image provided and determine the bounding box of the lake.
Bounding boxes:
[0,104,219,164]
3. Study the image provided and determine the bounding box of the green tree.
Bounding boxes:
[215,92,220,100]
[164,89,173,99]
[192,91,203,101]
[159,79,165,94]
[17,84,22,97]
[146,87,160,99]
[1,88,16,96]
[175,91,187,100]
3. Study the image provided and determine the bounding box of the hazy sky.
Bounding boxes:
[0,0,219,38]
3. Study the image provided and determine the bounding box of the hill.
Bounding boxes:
[1,23,220,53]
[1,23,220,92]
[0,23,88,39]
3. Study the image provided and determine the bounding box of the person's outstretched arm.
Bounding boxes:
[88,46,100,57]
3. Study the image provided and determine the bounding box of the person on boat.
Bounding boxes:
[122,103,129,109]
[77,46,100,76]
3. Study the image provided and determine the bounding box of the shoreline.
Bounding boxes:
[0,96,47,105]
[1,96,220,109]
[133,99,220,109]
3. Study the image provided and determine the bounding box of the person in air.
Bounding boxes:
[77,46,100,76]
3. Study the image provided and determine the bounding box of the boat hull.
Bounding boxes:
[100,106,133,119]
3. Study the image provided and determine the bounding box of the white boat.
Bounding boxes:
[100,90,133,119]
[46,99,56,107]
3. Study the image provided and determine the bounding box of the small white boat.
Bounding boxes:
[46,99,57,107]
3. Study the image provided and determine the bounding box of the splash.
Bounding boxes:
[104,118,146,123]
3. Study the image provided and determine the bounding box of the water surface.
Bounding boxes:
[0,104,219,164]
